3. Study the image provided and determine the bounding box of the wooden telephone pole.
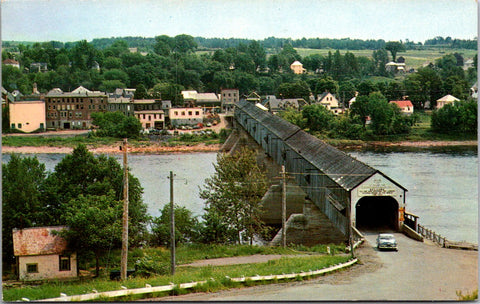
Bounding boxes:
[281,165,287,248]
[169,171,176,275]
[120,139,129,281]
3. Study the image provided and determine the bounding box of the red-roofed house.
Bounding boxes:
[3,58,20,69]
[389,100,414,115]
[13,226,77,281]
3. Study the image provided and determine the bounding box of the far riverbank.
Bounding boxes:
[1,140,477,154]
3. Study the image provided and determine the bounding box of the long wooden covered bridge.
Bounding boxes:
[230,101,408,244]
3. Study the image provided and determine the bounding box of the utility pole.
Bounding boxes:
[120,138,129,281]
[169,171,176,275]
[346,195,354,258]
[281,165,287,248]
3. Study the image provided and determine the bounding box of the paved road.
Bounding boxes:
[159,232,478,301]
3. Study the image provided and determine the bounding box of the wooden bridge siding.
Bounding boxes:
[235,107,348,237]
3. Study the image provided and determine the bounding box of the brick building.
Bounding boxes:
[45,86,108,129]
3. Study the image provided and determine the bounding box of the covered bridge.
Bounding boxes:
[234,101,407,240]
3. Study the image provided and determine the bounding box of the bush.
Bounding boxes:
[91,112,142,139]
[431,101,477,134]
[135,255,169,277]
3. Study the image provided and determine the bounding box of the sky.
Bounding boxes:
[1,0,478,43]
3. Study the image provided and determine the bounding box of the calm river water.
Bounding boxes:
[2,148,477,243]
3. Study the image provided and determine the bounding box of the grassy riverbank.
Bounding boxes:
[3,244,347,301]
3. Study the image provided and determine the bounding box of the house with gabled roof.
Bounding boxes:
[389,100,414,115]
[316,92,344,115]
[3,58,20,69]
[265,95,307,114]
[13,226,78,281]
[290,61,306,74]
[436,94,460,109]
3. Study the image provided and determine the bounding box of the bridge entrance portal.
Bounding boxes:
[355,196,399,231]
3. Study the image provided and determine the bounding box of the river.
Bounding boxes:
[2,149,477,243]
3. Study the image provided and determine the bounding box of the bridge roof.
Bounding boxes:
[236,101,406,191]
[237,101,301,140]
[284,130,377,190]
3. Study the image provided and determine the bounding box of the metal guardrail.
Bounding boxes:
[34,258,358,302]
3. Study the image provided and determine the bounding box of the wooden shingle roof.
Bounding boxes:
[236,101,406,191]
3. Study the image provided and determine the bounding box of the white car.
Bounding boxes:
[376,233,398,251]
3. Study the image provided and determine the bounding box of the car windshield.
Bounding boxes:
[380,235,394,240]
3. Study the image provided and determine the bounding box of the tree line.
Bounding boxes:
[4,35,476,52]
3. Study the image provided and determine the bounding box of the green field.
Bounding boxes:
[294,47,477,69]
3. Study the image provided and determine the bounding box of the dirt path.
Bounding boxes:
[179,254,315,268]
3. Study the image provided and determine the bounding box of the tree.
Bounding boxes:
[404,66,443,109]
[200,147,268,244]
[277,81,311,100]
[308,76,338,97]
[174,34,197,53]
[44,145,149,245]
[301,104,335,132]
[150,204,199,246]
[431,100,477,134]
[372,49,389,76]
[2,155,48,265]
[385,41,405,62]
[91,111,142,138]
[59,193,122,277]
[278,107,307,128]
[154,35,174,56]
[150,82,184,105]
[366,92,411,135]
[349,95,370,127]
[134,84,148,99]
[247,40,267,71]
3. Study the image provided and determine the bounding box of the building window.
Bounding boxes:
[17,123,22,129]
[59,255,71,271]
[188,111,192,116]
[181,111,185,116]
[195,111,200,116]
[11,123,15,129]
[27,263,38,273]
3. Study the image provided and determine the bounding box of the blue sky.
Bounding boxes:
[1,0,478,43]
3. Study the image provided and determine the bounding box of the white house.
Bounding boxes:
[436,94,460,109]
[13,226,77,281]
[317,92,344,115]
[290,61,306,74]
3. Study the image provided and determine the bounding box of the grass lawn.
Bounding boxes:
[3,244,348,301]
